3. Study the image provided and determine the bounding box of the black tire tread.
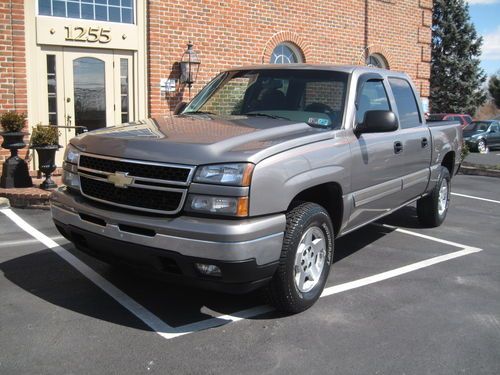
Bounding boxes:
[417,167,450,227]
[265,202,332,313]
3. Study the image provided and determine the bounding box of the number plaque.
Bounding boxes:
[64,26,112,43]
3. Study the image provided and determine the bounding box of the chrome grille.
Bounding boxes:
[77,153,194,214]
[79,155,191,183]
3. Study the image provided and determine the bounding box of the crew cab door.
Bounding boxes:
[487,122,500,147]
[345,75,403,231]
[387,78,432,202]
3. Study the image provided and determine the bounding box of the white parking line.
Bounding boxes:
[160,224,483,339]
[1,208,181,340]
[451,192,500,204]
[0,236,65,248]
[1,208,484,341]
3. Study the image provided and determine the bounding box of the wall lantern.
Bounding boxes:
[179,41,201,91]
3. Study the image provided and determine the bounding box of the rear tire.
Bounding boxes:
[417,167,451,227]
[265,202,334,313]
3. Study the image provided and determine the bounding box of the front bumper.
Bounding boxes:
[51,188,286,293]
[464,138,477,148]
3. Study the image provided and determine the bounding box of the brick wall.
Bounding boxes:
[0,0,432,174]
[147,0,432,117]
[0,0,28,168]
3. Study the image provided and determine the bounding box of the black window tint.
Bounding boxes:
[356,80,390,124]
[389,78,421,128]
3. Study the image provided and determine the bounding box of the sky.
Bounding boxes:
[466,0,500,76]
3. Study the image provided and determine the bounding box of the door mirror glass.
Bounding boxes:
[355,110,398,134]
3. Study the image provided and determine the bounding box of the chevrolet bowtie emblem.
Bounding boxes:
[107,171,134,188]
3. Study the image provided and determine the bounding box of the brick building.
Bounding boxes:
[0,0,432,171]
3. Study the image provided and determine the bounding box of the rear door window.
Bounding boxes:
[389,78,422,128]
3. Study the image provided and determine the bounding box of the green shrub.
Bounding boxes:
[461,141,469,162]
[0,111,26,132]
[30,125,59,147]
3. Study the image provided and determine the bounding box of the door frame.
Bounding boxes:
[23,0,148,170]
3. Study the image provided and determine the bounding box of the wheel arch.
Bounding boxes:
[288,182,344,237]
[441,151,455,176]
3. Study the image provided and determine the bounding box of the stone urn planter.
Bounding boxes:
[32,145,61,189]
[0,112,33,188]
[30,125,61,190]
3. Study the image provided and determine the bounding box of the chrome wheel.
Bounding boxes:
[294,226,326,293]
[478,139,488,154]
[437,177,449,216]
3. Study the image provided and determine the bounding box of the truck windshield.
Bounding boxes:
[183,69,349,129]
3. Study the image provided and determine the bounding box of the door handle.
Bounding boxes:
[394,141,403,154]
[421,137,428,148]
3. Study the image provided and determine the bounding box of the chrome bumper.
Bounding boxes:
[50,188,285,265]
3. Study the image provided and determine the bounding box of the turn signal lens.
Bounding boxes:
[236,196,249,217]
[186,195,249,217]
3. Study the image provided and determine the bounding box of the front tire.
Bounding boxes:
[417,167,451,227]
[477,139,489,154]
[266,202,334,313]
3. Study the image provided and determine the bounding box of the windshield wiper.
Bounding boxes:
[183,111,216,116]
[243,113,290,120]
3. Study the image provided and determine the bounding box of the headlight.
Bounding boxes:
[193,163,254,186]
[185,195,249,217]
[62,144,81,190]
[64,143,81,164]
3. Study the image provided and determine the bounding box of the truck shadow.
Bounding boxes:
[0,207,422,333]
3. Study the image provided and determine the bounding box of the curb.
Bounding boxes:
[0,197,10,208]
[459,165,500,178]
[0,190,52,210]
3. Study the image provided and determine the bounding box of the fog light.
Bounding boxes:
[195,263,222,277]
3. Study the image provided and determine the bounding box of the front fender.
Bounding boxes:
[248,137,351,217]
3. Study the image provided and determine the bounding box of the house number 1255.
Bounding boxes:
[64,26,111,43]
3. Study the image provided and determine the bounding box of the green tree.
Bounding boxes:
[488,73,500,108]
[430,0,487,115]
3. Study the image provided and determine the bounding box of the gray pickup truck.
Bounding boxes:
[51,65,462,313]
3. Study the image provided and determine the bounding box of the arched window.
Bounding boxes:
[366,54,389,69]
[270,43,303,64]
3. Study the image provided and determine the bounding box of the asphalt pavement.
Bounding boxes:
[464,151,500,168]
[0,174,499,375]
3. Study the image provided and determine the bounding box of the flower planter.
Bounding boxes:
[0,132,33,188]
[32,145,61,190]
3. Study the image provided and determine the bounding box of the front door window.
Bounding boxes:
[73,57,106,132]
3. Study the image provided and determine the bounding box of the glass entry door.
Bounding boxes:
[40,47,134,166]
[62,48,134,135]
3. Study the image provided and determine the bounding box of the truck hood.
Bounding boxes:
[70,115,334,165]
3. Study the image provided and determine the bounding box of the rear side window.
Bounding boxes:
[464,116,473,124]
[491,124,499,132]
[389,78,422,128]
[356,80,390,124]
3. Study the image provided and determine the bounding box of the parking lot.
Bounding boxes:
[1,174,499,374]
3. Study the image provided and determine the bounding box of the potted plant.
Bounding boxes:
[0,111,32,188]
[30,125,61,190]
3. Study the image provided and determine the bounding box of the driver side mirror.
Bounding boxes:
[174,101,187,115]
[355,110,398,135]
